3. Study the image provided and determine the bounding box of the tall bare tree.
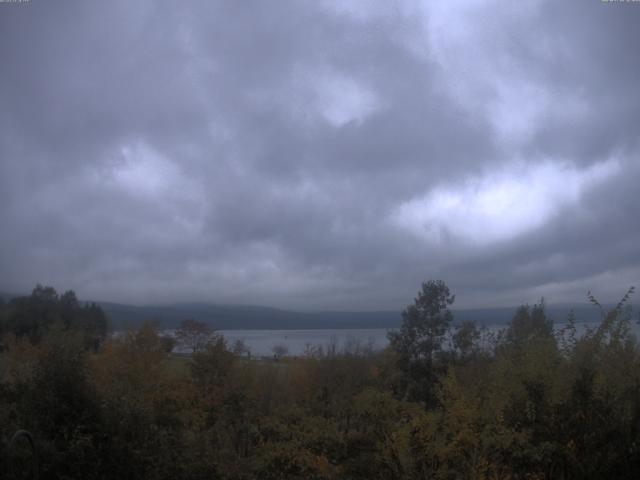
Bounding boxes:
[175,318,215,354]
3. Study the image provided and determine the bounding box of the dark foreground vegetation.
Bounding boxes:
[0,282,638,479]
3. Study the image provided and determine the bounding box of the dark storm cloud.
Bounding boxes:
[1,0,638,310]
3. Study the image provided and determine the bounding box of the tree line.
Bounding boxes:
[0,282,638,479]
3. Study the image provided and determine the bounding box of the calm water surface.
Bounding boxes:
[218,328,388,357]
[217,321,640,357]
[164,320,640,357]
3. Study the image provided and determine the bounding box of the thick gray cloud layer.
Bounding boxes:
[1,0,638,309]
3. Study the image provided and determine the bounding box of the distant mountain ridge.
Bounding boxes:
[0,291,20,302]
[97,301,622,330]
[1,291,632,330]
[97,301,400,330]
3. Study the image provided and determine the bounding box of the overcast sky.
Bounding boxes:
[1,0,639,310]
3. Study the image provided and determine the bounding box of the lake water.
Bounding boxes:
[156,315,640,358]
[205,320,640,357]
[217,328,389,357]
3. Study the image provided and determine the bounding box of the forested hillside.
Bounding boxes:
[1,282,638,479]
[1,291,612,330]
[97,302,610,330]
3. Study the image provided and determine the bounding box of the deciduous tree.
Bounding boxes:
[175,318,214,354]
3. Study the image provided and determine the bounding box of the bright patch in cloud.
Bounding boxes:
[293,68,380,127]
[320,0,399,23]
[110,142,179,196]
[320,77,377,127]
[394,160,620,245]
[422,0,558,144]
[96,141,207,237]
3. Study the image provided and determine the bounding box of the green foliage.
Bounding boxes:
[504,299,554,348]
[451,320,482,361]
[17,324,104,478]
[387,280,455,406]
[1,285,108,348]
[1,283,639,478]
[191,335,236,401]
